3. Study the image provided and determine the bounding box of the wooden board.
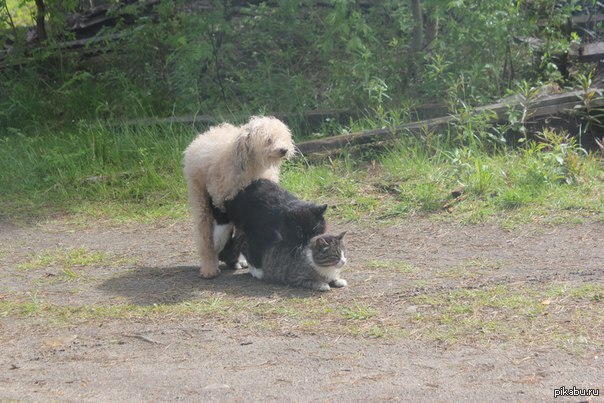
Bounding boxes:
[569,42,604,62]
[295,89,604,155]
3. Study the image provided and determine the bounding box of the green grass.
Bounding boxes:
[0,293,380,334]
[0,248,11,259]
[366,260,417,274]
[1,281,600,349]
[17,247,110,270]
[341,302,377,320]
[16,247,136,282]
[409,283,604,349]
[0,122,194,222]
[1,121,603,225]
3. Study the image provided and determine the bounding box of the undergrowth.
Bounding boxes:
[0,0,583,132]
[1,121,602,225]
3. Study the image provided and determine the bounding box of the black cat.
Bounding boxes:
[218,179,328,269]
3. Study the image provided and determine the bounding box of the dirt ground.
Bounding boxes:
[0,216,602,401]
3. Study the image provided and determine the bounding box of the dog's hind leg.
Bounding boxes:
[189,182,220,278]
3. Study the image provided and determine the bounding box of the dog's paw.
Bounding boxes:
[331,278,348,288]
[199,267,220,279]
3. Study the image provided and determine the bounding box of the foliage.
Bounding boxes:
[0,0,589,132]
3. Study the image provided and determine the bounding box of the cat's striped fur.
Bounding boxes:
[251,232,347,291]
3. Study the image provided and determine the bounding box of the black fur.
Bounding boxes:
[222,179,327,268]
[208,196,231,225]
[218,229,247,268]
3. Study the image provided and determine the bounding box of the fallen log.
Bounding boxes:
[295,116,452,155]
[569,41,604,62]
[569,13,604,25]
[295,89,604,155]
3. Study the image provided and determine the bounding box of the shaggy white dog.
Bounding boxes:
[183,116,295,278]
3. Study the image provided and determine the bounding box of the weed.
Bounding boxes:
[467,158,495,196]
[573,70,604,134]
[17,247,132,272]
[341,302,377,321]
[410,283,604,349]
[498,188,529,210]
[60,267,81,282]
[0,249,11,259]
[366,260,416,274]
[450,103,501,148]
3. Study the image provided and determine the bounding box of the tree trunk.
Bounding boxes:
[410,0,423,53]
[424,6,438,50]
[34,0,47,42]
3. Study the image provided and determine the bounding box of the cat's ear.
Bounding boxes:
[273,230,283,242]
[313,204,328,216]
[315,236,328,248]
[337,231,347,240]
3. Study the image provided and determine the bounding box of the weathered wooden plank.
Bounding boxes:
[295,89,602,155]
[569,42,604,62]
[296,115,452,154]
[570,13,604,25]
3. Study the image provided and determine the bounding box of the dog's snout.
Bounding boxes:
[278,148,289,157]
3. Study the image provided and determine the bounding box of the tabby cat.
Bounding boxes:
[250,231,348,291]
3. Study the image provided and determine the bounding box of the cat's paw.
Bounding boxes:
[316,283,331,292]
[237,257,249,269]
[249,266,264,280]
[331,278,348,288]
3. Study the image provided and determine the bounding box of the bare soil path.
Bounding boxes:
[0,217,602,401]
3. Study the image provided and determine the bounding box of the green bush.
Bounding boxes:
[0,0,583,132]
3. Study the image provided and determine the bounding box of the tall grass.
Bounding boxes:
[1,122,603,224]
[0,122,194,220]
[286,132,604,223]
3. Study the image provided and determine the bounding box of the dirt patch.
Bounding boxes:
[0,217,602,400]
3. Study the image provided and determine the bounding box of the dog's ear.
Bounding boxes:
[235,132,252,172]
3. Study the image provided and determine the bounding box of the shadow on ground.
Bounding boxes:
[98,264,316,305]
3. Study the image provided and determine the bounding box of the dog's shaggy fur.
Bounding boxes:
[183,116,294,278]
[221,178,328,270]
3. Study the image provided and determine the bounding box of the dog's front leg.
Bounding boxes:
[197,210,220,278]
[191,192,221,278]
